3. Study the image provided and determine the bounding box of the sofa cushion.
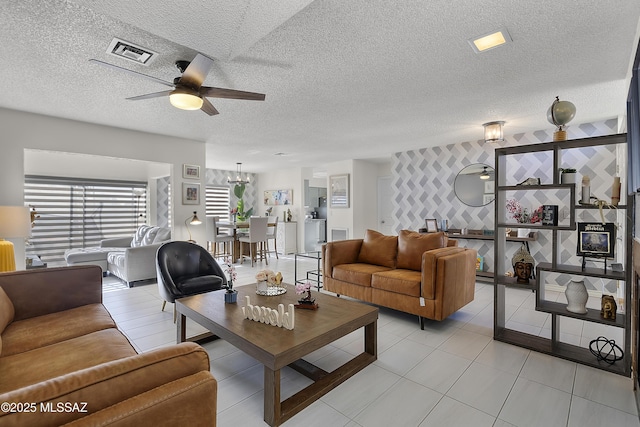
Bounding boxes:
[371,269,422,297]
[1,303,116,357]
[64,247,113,264]
[0,328,137,394]
[177,275,224,294]
[332,264,392,287]
[107,250,126,269]
[396,230,448,271]
[0,287,14,355]
[357,229,398,268]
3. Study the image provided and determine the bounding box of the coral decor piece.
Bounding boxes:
[506,199,543,224]
[295,282,318,310]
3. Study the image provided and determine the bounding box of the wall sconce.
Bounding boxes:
[185,211,202,243]
[0,206,32,272]
[483,121,505,143]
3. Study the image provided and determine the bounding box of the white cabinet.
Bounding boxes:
[277,221,297,255]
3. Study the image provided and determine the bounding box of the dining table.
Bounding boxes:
[216,220,277,262]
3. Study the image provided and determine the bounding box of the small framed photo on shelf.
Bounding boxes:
[182,182,200,205]
[542,205,558,226]
[425,219,438,233]
[182,164,200,179]
[577,222,616,259]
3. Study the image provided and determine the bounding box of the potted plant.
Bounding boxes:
[234,183,254,222]
[223,258,238,303]
[559,168,577,184]
[295,281,319,310]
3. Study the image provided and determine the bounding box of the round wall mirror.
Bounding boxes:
[454,163,495,207]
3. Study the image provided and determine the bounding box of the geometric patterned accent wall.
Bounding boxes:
[392,119,621,290]
[156,176,170,228]
[205,168,258,213]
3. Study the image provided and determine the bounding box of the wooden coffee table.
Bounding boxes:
[176,284,378,426]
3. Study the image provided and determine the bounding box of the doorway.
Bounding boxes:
[377,176,393,235]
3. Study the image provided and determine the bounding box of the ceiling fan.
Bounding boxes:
[89,53,265,116]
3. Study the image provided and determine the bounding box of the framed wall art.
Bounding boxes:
[182,182,200,205]
[330,174,350,208]
[576,222,616,259]
[182,164,200,179]
[264,189,293,206]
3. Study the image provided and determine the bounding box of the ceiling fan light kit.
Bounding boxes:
[169,88,203,110]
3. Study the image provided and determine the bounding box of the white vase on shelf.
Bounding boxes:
[565,280,588,314]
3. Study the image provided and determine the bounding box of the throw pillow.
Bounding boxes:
[153,227,171,243]
[131,225,152,247]
[396,230,447,271]
[357,229,397,268]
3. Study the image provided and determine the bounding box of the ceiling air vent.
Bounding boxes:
[107,38,157,65]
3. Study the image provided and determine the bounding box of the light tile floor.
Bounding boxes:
[102,255,640,427]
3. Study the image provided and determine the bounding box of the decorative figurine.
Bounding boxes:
[601,295,617,321]
[511,244,535,283]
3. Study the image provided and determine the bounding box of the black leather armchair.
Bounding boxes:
[156,241,227,319]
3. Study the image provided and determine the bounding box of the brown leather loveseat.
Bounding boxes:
[322,229,477,328]
[0,266,217,426]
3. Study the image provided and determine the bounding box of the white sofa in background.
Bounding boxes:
[64,225,171,287]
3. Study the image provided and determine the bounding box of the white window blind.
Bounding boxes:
[206,186,230,220]
[24,175,147,265]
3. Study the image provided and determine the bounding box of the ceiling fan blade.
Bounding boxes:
[200,98,219,116]
[126,90,173,101]
[178,53,214,88]
[89,59,175,88]
[200,86,266,101]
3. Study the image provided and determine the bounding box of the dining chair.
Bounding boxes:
[206,216,235,259]
[265,216,279,259]
[239,216,269,267]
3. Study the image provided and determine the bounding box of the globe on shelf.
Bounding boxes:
[547,96,576,141]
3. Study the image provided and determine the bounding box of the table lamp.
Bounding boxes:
[0,206,32,272]
[185,211,202,243]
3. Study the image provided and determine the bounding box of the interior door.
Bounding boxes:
[377,176,393,235]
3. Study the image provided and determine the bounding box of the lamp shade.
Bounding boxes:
[0,206,32,238]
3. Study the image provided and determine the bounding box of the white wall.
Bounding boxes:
[258,167,304,251]
[0,108,206,267]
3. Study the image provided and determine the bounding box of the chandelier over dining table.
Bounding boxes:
[227,162,250,185]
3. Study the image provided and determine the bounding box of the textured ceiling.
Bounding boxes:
[1,0,639,173]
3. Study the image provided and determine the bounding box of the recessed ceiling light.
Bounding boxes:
[469,28,512,53]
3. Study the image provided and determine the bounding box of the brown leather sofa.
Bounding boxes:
[0,266,217,426]
[322,229,477,328]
